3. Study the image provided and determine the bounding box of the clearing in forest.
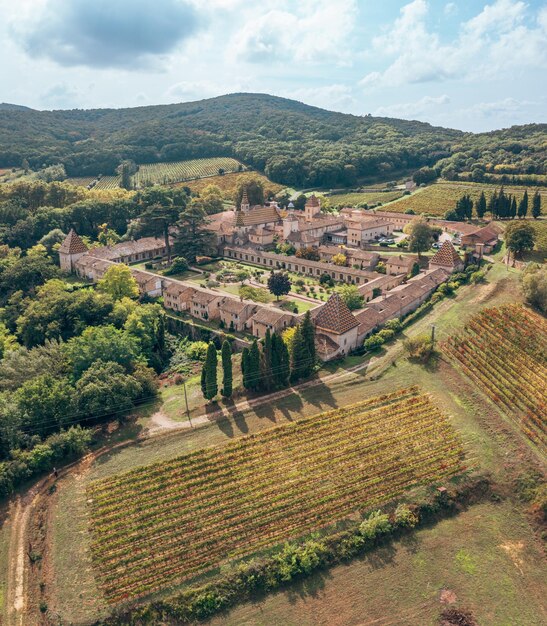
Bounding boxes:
[444,304,547,451]
[87,387,465,603]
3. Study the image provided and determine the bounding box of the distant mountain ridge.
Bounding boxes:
[0,93,544,186]
[0,102,34,111]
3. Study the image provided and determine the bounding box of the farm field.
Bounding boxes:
[87,387,464,603]
[381,181,547,216]
[183,170,284,198]
[323,190,403,208]
[133,157,242,187]
[444,304,547,452]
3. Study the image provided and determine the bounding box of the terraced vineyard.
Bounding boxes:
[87,387,465,603]
[382,182,547,216]
[133,157,242,187]
[323,190,403,208]
[444,305,547,451]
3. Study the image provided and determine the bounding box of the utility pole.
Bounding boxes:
[183,379,192,427]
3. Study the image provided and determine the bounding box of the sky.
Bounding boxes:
[0,0,546,132]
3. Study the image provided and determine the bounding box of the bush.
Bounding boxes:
[393,504,419,528]
[364,335,384,351]
[185,341,209,361]
[384,319,402,333]
[470,271,486,284]
[430,291,445,304]
[164,256,189,275]
[437,283,453,296]
[359,511,392,540]
[377,329,395,342]
[403,335,435,363]
[206,280,220,288]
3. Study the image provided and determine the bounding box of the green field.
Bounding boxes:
[133,157,242,187]
[382,181,547,216]
[323,190,403,208]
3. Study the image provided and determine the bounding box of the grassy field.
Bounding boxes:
[444,304,547,451]
[381,181,547,216]
[87,388,464,603]
[181,170,284,199]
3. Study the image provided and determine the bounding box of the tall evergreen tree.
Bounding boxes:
[532,191,542,219]
[517,190,528,218]
[261,329,274,391]
[290,325,312,382]
[488,190,498,218]
[271,332,290,388]
[241,347,251,389]
[248,340,261,391]
[510,196,518,219]
[300,311,316,366]
[201,342,218,401]
[221,340,232,398]
[476,191,487,219]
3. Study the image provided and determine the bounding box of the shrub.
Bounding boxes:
[377,329,395,342]
[430,291,445,305]
[437,283,453,296]
[206,280,219,288]
[393,504,419,528]
[364,335,384,351]
[403,335,435,362]
[359,511,392,540]
[384,319,402,333]
[185,341,209,361]
[164,256,189,275]
[470,271,486,284]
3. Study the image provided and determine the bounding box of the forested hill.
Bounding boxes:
[0,93,545,187]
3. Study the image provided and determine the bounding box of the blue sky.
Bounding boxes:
[0,0,546,131]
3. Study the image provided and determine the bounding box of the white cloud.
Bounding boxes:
[166,79,247,101]
[233,0,358,64]
[289,84,357,111]
[361,0,547,88]
[374,95,450,119]
[444,3,457,16]
[461,97,535,118]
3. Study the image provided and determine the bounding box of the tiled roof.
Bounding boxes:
[430,241,462,268]
[59,229,88,255]
[236,205,281,227]
[251,307,294,326]
[462,225,500,244]
[346,218,392,230]
[385,255,419,269]
[164,282,194,297]
[306,194,320,208]
[314,293,359,335]
[221,299,255,315]
[192,291,221,305]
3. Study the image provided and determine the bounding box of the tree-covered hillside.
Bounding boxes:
[0,93,545,186]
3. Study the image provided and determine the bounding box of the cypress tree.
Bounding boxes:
[279,335,291,387]
[249,339,261,391]
[200,362,207,397]
[221,340,232,398]
[241,347,250,389]
[262,329,274,391]
[291,325,312,382]
[476,191,487,219]
[518,190,528,218]
[202,342,218,401]
[510,196,517,219]
[532,191,541,219]
[488,190,498,218]
[300,310,316,367]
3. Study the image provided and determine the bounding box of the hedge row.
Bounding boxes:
[0,426,92,498]
[99,474,491,626]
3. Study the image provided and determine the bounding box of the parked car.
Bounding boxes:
[384,238,395,244]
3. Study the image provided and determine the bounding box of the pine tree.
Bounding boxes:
[248,340,261,391]
[300,311,316,366]
[290,325,312,382]
[221,340,232,398]
[202,342,218,401]
[517,190,528,218]
[532,191,542,219]
[476,191,487,219]
[261,329,274,391]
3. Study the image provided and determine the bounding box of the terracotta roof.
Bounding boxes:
[164,282,194,297]
[346,218,392,230]
[385,255,419,269]
[192,291,221,306]
[314,293,359,335]
[221,299,255,316]
[234,205,281,227]
[429,241,462,268]
[59,229,87,255]
[90,237,166,260]
[462,225,500,244]
[355,307,385,336]
[251,307,295,326]
[306,194,320,208]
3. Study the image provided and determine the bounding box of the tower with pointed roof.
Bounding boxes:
[240,189,250,213]
[58,228,88,272]
[312,292,360,359]
[304,194,321,223]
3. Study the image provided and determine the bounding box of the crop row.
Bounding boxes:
[87,389,465,603]
[133,158,241,186]
[444,304,546,450]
